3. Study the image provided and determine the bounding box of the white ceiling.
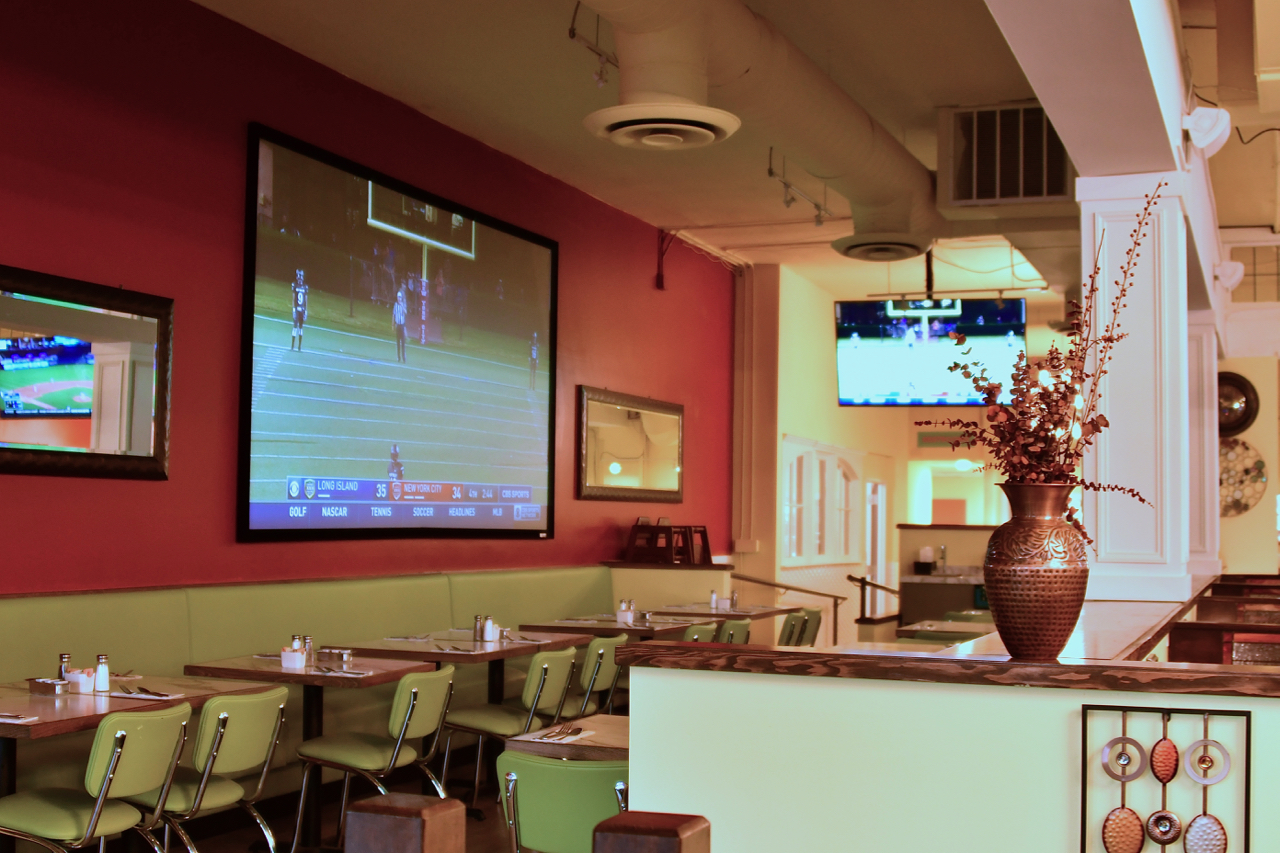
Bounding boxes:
[189,0,1276,310]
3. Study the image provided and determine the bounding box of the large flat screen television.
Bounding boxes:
[835,298,1025,406]
[237,125,556,541]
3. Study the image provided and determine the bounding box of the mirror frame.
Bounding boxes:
[577,385,683,503]
[0,263,173,479]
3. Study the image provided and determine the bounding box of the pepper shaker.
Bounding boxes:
[57,653,71,681]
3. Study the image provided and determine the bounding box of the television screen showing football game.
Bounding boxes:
[238,126,556,540]
[835,298,1025,406]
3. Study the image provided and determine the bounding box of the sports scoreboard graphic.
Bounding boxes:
[247,476,545,530]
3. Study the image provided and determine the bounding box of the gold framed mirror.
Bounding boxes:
[0,263,172,479]
[577,385,682,502]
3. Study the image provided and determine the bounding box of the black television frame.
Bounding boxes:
[236,123,558,542]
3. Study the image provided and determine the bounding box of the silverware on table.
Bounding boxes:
[534,722,571,741]
[549,727,583,741]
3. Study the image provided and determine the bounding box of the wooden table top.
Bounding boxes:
[896,620,994,638]
[185,655,433,688]
[519,618,695,640]
[346,630,591,663]
[0,675,269,740]
[650,603,800,621]
[506,713,628,761]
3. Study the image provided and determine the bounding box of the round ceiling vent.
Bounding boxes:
[584,103,741,149]
[831,234,928,263]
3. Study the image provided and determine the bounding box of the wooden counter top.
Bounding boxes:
[617,574,1231,697]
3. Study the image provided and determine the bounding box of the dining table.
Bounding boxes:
[346,629,592,705]
[0,674,269,853]
[650,602,802,621]
[506,712,628,761]
[184,653,434,847]
[517,616,702,641]
[895,619,994,639]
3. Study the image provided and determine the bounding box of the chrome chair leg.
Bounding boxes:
[242,802,277,853]
[165,817,199,853]
[418,762,447,799]
[335,772,353,847]
[288,762,316,853]
[470,734,485,808]
[440,730,454,794]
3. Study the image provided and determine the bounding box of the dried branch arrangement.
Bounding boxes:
[916,184,1164,541]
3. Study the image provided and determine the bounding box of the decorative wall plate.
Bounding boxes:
[1218,372,1259,437]
[1220,437,1267,517]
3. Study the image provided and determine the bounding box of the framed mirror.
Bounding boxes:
[578,385,682,502]
[0,263,172,479]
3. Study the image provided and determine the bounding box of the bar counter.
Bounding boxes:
[619,577,1278,853]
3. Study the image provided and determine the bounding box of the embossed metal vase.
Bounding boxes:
[983,483,1088,662]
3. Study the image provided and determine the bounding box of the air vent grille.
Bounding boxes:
[952,106,1069,203]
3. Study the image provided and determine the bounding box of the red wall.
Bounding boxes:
[0,2,733,594]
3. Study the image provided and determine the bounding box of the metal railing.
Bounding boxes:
[729,572,849,644]
[846,574,900,623]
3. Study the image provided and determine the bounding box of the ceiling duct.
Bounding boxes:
[582,1,740,149]
[583,0,946,260]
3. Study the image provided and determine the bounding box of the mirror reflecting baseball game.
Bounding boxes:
[238,125,556,541]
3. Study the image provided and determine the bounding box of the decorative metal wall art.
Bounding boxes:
[1082,706,1250,853]
[1219,437,1266,517]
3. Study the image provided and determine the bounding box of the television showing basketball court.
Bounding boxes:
[237,125,556,541]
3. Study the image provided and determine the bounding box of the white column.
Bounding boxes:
[1077,173,1192,601]
[1187,311,1222,575]
[89,341,155,455]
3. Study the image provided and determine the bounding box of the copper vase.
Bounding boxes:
[983,483,1088,661]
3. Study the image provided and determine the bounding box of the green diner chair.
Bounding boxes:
[558,634,626,719]
[498,751,628,853]
[290,666,454,850]
[777,612,805,645]
[797,607,823,646]
[681,623,718,642]
[128,686,288,853]
[0,703,191,853]
[441,649,576,807]
[717,618,752,644]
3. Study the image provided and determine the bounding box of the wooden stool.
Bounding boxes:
[346,794,465,853]
[594,813,711,853]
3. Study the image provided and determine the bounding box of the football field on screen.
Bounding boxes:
[248,278,549,504]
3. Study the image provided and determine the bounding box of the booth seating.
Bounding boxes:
[0,566,618,801]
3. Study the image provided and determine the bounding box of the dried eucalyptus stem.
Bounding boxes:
[915,183,1164,541]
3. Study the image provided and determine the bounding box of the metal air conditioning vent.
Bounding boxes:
[937,103,1077,218]
[584,103,741,150]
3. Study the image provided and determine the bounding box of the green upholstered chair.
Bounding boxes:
[717,619,751,644]
[777,613,805,646]
[441,649,576,807]
[559,634,627,719]
[681,623,718,642]
[0,703,191,853]
[290,666,454,851]
[797,607,823,646]
[128,687,288,853]
[497,751,628,853]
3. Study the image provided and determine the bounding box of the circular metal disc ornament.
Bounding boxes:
[1102,736,1149,782]
[1182,739,1230,785]
[1146,810,1182,845]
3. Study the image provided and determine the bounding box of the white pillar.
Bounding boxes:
[89,341,155,455]
[1077,173,1192,600]
[1187,311,1222,575]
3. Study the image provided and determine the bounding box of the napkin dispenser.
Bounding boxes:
[27,678,69,696]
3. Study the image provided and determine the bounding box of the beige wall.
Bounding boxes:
[1219,356,1278,573]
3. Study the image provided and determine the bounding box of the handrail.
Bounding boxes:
[846,574,900,624]
[730,572,848,644]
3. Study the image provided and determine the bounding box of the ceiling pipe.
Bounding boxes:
[582,0,946,261]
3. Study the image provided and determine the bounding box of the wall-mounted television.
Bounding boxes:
[237,125,556,541]
[835,298,1025,406]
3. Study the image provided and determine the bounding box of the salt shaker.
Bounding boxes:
[57,653,70,681]
[291,635,302,650]
[483,616,496,641]
[94,655,110,694]
[710,590,718,609]
[731,589,739,609]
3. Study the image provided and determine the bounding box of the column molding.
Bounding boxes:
[1187,311,1221,575]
